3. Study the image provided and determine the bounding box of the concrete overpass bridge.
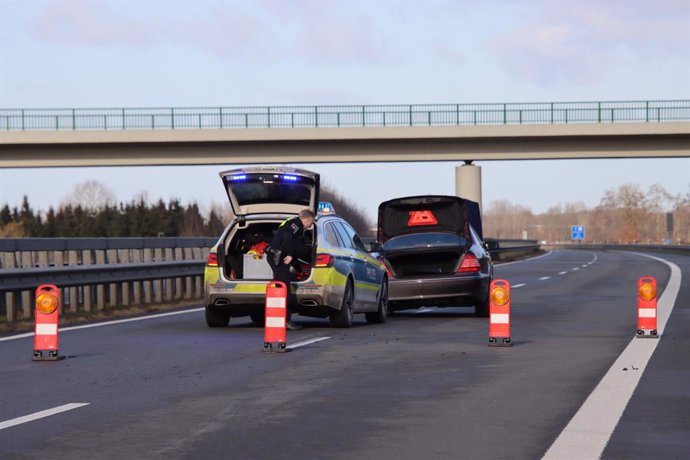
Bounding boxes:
[1,100,689,207]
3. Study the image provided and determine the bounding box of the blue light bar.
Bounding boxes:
[231,174,247,181]
[282,175,298,181]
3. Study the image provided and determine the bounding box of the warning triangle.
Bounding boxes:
[408,210,438,226]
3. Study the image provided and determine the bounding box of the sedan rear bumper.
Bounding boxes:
[388,273,490,308]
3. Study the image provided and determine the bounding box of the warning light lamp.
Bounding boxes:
[490,286,510,306]
[231,174,247,181]
[638,282,656,301]
[282,175,298,181]
[317,202,336,215]
[36,292,58,314]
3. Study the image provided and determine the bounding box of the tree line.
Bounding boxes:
[0,182,373,238]
[484,183,690,244]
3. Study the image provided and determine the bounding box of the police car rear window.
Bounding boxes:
[232,183,312,206]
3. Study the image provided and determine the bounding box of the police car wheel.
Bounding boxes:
[249,313,265,326]
[206,306,231,327]
[366,279,388,324]
[330,280,354,328]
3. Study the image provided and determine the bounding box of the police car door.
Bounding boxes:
[333,221,376,307]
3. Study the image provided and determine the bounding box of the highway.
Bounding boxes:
[1,249,687,459]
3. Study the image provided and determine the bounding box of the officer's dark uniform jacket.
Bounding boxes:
[268,216,305,265]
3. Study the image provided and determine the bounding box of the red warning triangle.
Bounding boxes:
[408,210,438,226]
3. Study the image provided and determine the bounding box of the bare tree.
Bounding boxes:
[62,180,116,215]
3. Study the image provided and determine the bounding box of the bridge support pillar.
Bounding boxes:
[455,162,482,211]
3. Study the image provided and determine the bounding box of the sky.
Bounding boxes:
[0,0,689,222]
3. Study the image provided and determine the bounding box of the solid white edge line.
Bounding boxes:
[542,252,682,460]
[287,336,331,350]
[0,307,205,343]
[0,403,90,431]
[495,250,553,267]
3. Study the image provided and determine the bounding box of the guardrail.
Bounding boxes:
[1,100,688,131]
[1,238,216,325]
[543,243,690,256]
[487,239,541,262]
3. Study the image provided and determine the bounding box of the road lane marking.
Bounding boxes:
[558,271,568,275]
[512,283,526,288]
[581,264,588,268]
[0,403,90,431]
[287,336,331,350]
[539,276,550,280]
[0,308,205,343]
[543,252,681,460]
[495,250,553,267]
[572,267,579,271]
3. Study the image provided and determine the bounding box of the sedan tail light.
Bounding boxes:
[458,253,481,272]
[315,253,335,267]
[378,256,394,278]
[207,252,218,267]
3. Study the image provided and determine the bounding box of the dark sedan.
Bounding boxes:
[376,195,495,316]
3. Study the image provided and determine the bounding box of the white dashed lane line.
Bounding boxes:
[572,267,580,271]
[512,283,527,288]
[558,271,568,275]
[539,276,551,280]
[0,403,90,431]
[286,336,331,350]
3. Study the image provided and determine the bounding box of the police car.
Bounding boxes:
[203,167,388,328]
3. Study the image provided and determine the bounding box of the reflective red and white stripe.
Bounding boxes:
[264,281,287,352]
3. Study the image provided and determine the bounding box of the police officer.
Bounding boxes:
[267,209,315,330]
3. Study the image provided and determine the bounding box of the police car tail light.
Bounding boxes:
[315,254,335,267]
[206,252,218,267]
[458,253,480,272]
[293,264,311,281]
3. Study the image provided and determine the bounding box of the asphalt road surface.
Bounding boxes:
[1,249,687,460]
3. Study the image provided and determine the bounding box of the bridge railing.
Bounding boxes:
[1,100,689,131]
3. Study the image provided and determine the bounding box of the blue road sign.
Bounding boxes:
[571,225,585,240]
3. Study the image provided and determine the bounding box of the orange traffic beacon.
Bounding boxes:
[637,277,659,338]
[488,279,512,347]
[263,281,288,352]
[33,284,63,361]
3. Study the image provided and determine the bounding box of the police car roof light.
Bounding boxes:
[282,175,298,181]
[231,174,247,181]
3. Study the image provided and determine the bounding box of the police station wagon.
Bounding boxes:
[203,167,388,328]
